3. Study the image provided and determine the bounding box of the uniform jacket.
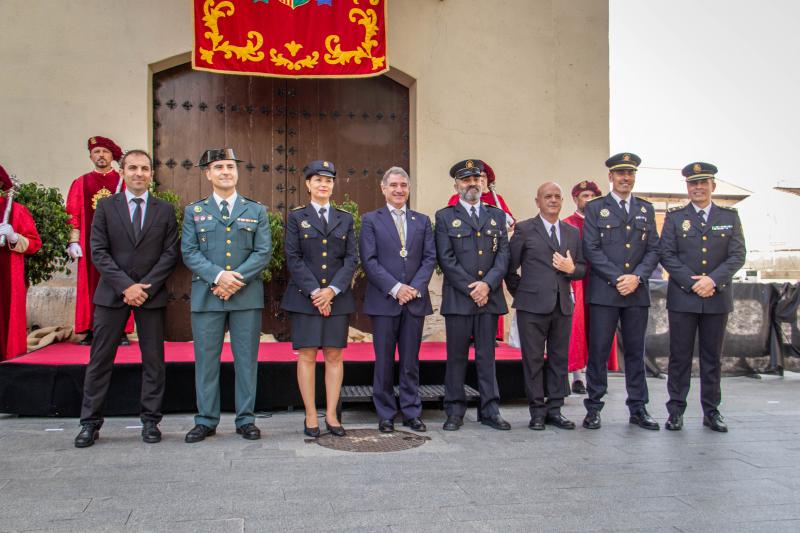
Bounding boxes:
[435,202,509,315]
[505,215,586,315]
[582,193,660,307]
[280,204,357,315]
[359,206,436,317]
[181,195,272,312]
[91,193,179,309]
[659,202,746,313]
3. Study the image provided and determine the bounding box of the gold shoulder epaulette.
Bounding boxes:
[667,205,684,213]
[334,206,351,213]
[291,205,305,211]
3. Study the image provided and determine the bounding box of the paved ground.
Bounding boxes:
[1,375,799,533]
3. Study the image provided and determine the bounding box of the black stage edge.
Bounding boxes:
[0,360,525,417]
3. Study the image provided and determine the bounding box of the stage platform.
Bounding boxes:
[0,342,525,417]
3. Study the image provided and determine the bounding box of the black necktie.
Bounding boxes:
[698,209,706,225]
[470,205,479,226]
[132,198,143,240]
[220,200,230,220]
[319,207,328,232]
[550,224,559,247]
[620,199,628,218]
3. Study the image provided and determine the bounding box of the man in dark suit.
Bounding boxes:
[660,162,746,432]
[360,167,436,433]
[506,182,586,430]
[435,159,511,431]
[582,152,660,431]
[74,150,179,448]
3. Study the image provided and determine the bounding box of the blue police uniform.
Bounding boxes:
[659,162,746,431]
[581,153,660,428]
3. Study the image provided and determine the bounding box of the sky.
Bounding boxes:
[610,0,800,190]
[610,0,800,252]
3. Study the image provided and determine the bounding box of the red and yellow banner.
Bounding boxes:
[192,0,388,78]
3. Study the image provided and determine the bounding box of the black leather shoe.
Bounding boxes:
[304,418,320,438]
[185,424,215,443]
[402,417,426,432]
[665,414,683,431]
[481,414,511,431]
[571,380,587,395]
[74,423,99,448]
[442,415,463,431]
[583,412,601,429]
[141,421,161,443]
[325,419,346,437]
[528,416,545,430]
[703,411,728,433]
[545,413,576,430]
[78,331,93,346]
[236,423,261,440]
[378,419,395,433]
[118,334,130,346]
[629,408,660,430]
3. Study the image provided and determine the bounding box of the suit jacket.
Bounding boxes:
[90,193,179,308]
[181,195,272,312]
[505,215,586,315]
[280,204,357,315]
[582,193,660,307]
[659,202,746,314]
[435,202,509,315]
[359,206,436,317]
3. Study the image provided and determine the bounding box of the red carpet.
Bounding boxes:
[4,341,522,366]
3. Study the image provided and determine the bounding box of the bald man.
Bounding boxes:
[505,182,586,430]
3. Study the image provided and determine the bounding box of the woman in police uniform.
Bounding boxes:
[281,160,357,437]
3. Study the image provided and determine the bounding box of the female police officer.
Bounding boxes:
[281,160,357,437]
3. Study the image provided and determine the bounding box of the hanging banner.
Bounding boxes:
[192,0,388,78]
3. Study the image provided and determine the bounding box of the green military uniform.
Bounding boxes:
[181,192,272,429]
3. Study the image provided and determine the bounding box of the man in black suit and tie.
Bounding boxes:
[360,167,437,433]
[582,152,660,431]
[506,182,586,430]
[660,162,746,432]
[435,159,511,431]
[74,150,179,447]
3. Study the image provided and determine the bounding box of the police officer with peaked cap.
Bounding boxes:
[181,148,272,443]
[659,162,746,432]
[281,160,357,437]
[581,152,661,431]
[435,159,511,431]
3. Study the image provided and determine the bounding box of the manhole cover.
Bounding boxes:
[313,429,429,453]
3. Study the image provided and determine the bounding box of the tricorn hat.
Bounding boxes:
[198,148,243,167]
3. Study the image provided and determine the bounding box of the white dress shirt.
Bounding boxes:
[125,189,149,228]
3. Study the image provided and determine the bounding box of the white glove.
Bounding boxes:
[67,242,83,259]
[0,223,18,244]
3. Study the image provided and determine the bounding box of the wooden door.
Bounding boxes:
[153,64,409,340]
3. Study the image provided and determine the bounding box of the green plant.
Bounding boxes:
[264,209,285,282]
[10,183,72,286]
[150,184,183,229]
[332,194,363,280]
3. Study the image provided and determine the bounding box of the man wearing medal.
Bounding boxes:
[359,167,436,433]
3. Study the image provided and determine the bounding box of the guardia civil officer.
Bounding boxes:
[281,160,357,438]
[582,152,660,430]
[182,149,272,443]
[435,159,511,431]
[659,163,746,432]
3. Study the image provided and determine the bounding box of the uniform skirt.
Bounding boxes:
[289,312,349,350]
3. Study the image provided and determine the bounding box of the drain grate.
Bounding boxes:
[313,429,429,453]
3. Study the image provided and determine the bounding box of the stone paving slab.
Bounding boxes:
[1,375,799,532]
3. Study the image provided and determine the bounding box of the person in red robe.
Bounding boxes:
[447,161,515,341]
[66,136,133,345]
[563,180,618,394]
[0,164,42,361]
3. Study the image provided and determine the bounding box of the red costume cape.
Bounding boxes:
[0,199,41,360]
[65,170,133,334]
[563,212,618,372]
[447,192,515,340]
